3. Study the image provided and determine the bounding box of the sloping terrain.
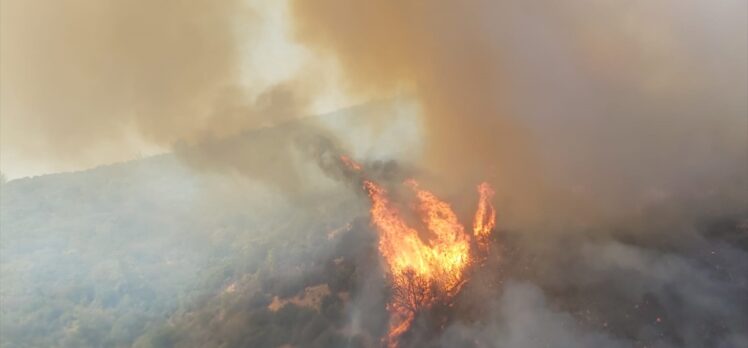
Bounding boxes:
[0,149,370,348]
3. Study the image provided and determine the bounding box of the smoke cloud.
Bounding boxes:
[286,1,748,347]
[0,0,317,178]
[290,0,748,227]
[1,1,746,347]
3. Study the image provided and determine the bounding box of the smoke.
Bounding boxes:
[2,0,745,210]
[0,0,408,195]
[0,0,317,178]
[286,1,748,347]
[440,281,629,348]
[290,0,748,228]
[420,224,748,348]
[2,1,747,347]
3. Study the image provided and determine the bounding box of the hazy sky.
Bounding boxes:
[2,0,745,193]
[0,0,352,180]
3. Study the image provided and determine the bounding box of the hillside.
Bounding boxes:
[2,98,746,347]
[0,147,371,347]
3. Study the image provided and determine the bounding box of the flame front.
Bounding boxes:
[363,179,495,347]
[339,155,496,347]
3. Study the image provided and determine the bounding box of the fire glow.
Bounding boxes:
[341,156,496,347]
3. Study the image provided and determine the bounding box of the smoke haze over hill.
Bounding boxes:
[1,1,746,347]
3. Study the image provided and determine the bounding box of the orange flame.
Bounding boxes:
[340,155,363,171]
[473,182,496,251]
[362,179,496,347]
[335,155,496,346]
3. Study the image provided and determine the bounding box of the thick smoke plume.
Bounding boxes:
[288,1,748,347]
[291,0,748,227]
[0,0,312,177]
[2,1,746,347]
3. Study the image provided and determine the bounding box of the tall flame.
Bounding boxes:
[473,182,496,251]
[340,155,496,347]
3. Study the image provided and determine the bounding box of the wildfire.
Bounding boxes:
[339,155,496,347]
[339,154,363,171]
[473,182,496,251]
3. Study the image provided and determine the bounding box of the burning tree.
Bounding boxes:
[362,176,495,347]
[337,154,496,347]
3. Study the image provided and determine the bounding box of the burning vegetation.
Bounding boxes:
[2,1,746,347]
[2,122,746,348]
[341,155,496,347]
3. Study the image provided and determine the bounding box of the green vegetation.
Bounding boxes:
[0,154,369,348]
